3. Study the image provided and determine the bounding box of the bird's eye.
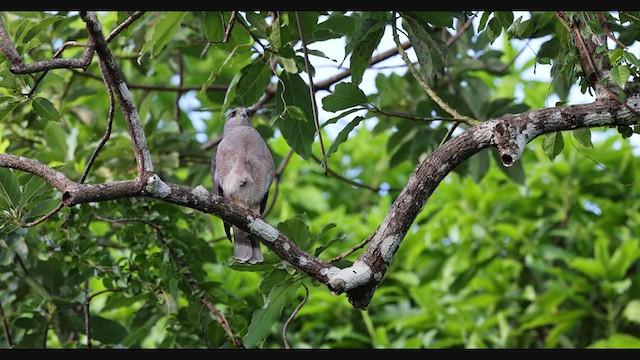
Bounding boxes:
[229,110,237,118]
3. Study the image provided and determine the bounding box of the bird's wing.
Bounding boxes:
[211,150,233,242]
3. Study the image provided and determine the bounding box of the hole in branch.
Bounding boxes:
[501,154,514,167]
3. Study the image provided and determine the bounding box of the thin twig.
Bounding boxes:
[310,154,400,193]
[105,11,145,43]
[95,215,244,348]
[327,232,375,263]
[0,301,13,349]
[29,41,85,97]
[17,202,64,228]
[84,287,123,348]
[263,149,294,217]
[79,58,115,184]
[282,284,308,349]
[369,106,456,123]
[554,12,573,33]
[439,121,460,147]
[295,11,327,175]
[200,11,236,58]
[445,14,475,47]
[392,13,479,127]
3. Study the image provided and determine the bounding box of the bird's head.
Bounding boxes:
[223,107,252,132]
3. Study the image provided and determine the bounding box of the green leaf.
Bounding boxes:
[203,11,223,41]
[0,168,21,209]
[235,61,272,106]
[486,17,503,43]
[608,240,640,280]
[138,12,186,61]
[274,72,316,159]
[324,116,364,161]
[571,128,594,149]
[495,11,514,29]
[403,11,454,27]
[21,15,63,44]
[268,16,283,50]
[244,12,269,38]
[402,14,447,82]
[0,70,18,90]
[243,280,298,348]
[594,237,610,268]
[90,316,129,344]
[259,269,290,295]
[320,107,363,128]
[315,14,355,39]
[32,97,60,122]
[623,300,640,324]
[313,233,344,257]
[24,198,58,221]
[33,72,65,94]
[623,50,640,68]
[588,333,640,348]
[0,97,24,122]
[44,122,69,162]
[321,82,368,112]
[277,214,312,251]
[610,65,631,89]
[344,15,387,59]
[219,69,242,114]
[542,132,564,161]
[569,258,606,279]
[478,12,492,31]
[349,24,385,86]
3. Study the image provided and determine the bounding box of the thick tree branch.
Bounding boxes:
[343,94,640,308]
[0,16,95,74]
[80,11,154,176]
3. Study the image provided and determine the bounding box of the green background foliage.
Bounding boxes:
[0,10,640,348]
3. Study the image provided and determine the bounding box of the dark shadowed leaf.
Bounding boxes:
[32,97,60,122]
[90,316,129,344]
[542,132,564,161]
[274,72,315,159]
[324,116,364,160]
[0,168,21,209]
[243,279,298,348]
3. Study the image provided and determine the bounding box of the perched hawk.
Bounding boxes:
[211,108,275,264]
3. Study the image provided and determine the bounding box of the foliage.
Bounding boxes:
[0,10,639,349]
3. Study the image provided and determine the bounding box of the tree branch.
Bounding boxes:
[296,11,327,175]
[0,301,13,349]
[343,94,640,308]
[84,287,123,348]
[282,284,308,349]
[80,11,154,176]
[0,17,95,74]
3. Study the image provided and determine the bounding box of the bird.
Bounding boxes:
[211,108,275,264]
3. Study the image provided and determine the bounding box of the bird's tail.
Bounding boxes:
[233,226,263,264]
